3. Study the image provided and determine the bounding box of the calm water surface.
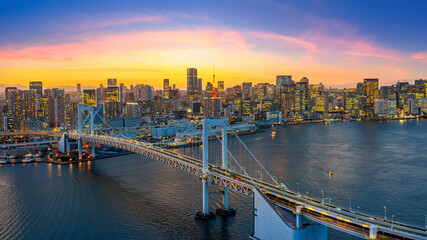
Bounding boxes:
[0,119,426,239]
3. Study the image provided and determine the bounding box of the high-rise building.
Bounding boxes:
[420,98,427,114]
[363,78,379,117]
[387,99,397,116]
[356,82,364,93]
[83,89,97,107]
[242,82,252,100]
[108,78,117,87]
[45,88,65,128]
[29,81,43,96]
[344,88,360,115]
[276,75,293,86]
[163,79,170,99]
[408,98,419,115]
[187,68,198,99]
[104,101,121,119]
[106,87,119,101]
[203,97,221,118]
[124,102,142,118]
[217,81,225,98]
[197,78,203,96]
[374,99,386,115]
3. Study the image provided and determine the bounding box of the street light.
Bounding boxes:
[321,190,324,204]
[356,206,360,220]
[384,206,387,220]
[391,214,394,230]
[306,192,309,203]
[297,182,300,194]
[349,198,352,211]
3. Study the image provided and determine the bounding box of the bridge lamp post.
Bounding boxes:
[296,182,299,195]
[356,206,360,220]
[321,190,324,204]
[391,214,394,230]
[349,198,352,211]
[384,206,387,220]
[305,192,309,203]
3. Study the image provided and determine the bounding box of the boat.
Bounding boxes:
[6,154,15,159]
[22,157,32,163]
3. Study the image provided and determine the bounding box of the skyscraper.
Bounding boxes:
[187,68,198,99]
[108,78,117,87]
[45,88,65,128]
[242,82,253,100]
[29,81,43,96]
[276,75,293,88]
[83,89,97,107]
[363,78,379,117]
[163,79,170,99]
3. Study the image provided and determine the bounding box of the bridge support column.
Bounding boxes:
[216,122,236,217]
[369,225,378,239]
[91,143,96,158]
[295,205,303,228]
[78,139,82,160]
[196,119,215,220]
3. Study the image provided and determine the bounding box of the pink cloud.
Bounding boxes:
[412,52,427,62]
[247,31,318,53]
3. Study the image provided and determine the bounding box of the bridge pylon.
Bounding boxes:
[78,105,96,159]
[196,118,235,220]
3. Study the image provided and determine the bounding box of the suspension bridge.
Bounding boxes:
[1,105,426,240]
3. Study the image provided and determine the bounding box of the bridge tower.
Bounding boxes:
[196,118,235,220]
[78,105,96,159]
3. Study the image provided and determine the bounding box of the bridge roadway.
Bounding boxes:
[1,131,427,240]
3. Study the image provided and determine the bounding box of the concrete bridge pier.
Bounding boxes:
[369,225,378,239]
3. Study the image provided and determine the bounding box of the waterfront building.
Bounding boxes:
[387,99,397,116]
[3,116,14,132]
[279,83,295,114]
[344,88,360,115]
[420,98,427,114]
[374,99,386,116]
[408,98,419,115]
[363,78,379,117]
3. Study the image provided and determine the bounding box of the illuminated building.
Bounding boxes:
[420,98,427,114]
[163,79,170,99]
[45,88,65,128]
[106,87,119,101]
[344,88,360,115]
[363,78,379,117]
[379,86,395,100]
[140,85,153,101]
[108,78,117,87]
[408,98,419,115]
[187,68,198,100]
[242,82,252,99]
[387,99,397,116]
[29,81,43,96]
[356,82,364,93]
[261,98,273,112]
[415,79,427,96]
[279,83,295,113]
[205,82,213,96]
[3,117,14,132]
[203,97,221,118]
[125,102,142,118]
[83,89,96,107]
[314,94,328,113]
[374,99,386,116]
[104,101,121,119]
[198,78,203,96]
[241,99,251,117]
[170,89,179,100]
[276,75,293,87]
[217,81,225,98]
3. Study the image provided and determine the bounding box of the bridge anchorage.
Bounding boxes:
[196,118,236,220]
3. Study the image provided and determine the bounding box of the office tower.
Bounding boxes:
[387,99,397,116]
[83,89,97,107]
[242,82,253,100]
[276,75,293,86]
[105,86,119,101]
[45,88,65,128]
[163,79,170,99]
[344,88,360,115]
[187,68,198,99]
[124,102,142,118]
[29,81,43,96]
[408,98,419,115]
[217,81,224,94]
[363,78,379,117]
[203,97,221,118]
[140,85,153,101]
[420,98,427,114]
[104,101,121,119]
[77,83,81,93]
[3,117,14,132]
[314,94,328,113]
[205,82,213,96]
[374,99,386,115]
[279,83,295,113]
[198,78,203,95]
[108,78,117,87]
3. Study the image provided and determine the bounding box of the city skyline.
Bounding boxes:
[1,1,427,88]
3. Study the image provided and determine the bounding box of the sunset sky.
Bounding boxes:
[1,0,427,89]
